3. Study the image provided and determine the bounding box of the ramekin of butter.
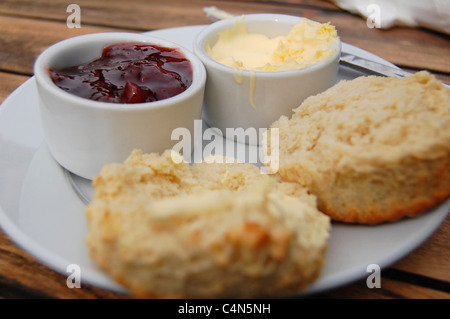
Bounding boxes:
[34,32,206,180]
[194,14,340,144]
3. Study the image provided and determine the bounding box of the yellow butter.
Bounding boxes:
[206,18,338,72]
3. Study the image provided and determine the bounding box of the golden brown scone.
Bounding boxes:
[85,150,330,298]
[265,71,450,224]
[90,149,316,206]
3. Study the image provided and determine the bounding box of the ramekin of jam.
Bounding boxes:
[34,33,206,180]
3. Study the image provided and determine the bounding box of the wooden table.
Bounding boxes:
[0,0,449,299]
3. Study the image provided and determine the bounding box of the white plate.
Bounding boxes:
[0,25,448,297]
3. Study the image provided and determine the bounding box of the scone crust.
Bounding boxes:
[85,150,330,298]
[267,71,450,224]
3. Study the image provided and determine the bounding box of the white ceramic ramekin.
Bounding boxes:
[194,14,341,145]
[34,32,206,180]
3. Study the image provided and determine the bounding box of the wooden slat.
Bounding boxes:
[1,0,448,74]
[0,230,127,298]
[315,276,450,299]
[0,16,124,75]
[213,0,341,11]
[391,217,450,282]
[379,278,450,299]
[0,0,213,30]
[0,0,309,31]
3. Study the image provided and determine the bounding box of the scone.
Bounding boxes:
[90,149,317,206]
[265,71,450,224]
[85,150,330,298]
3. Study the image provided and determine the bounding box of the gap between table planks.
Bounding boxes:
[0,0,449,75]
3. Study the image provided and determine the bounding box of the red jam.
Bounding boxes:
[48,42,193,104]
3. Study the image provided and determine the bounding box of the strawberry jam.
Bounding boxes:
[48,42,193,103]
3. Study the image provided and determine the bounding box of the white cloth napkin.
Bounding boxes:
[331,0,450,34]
